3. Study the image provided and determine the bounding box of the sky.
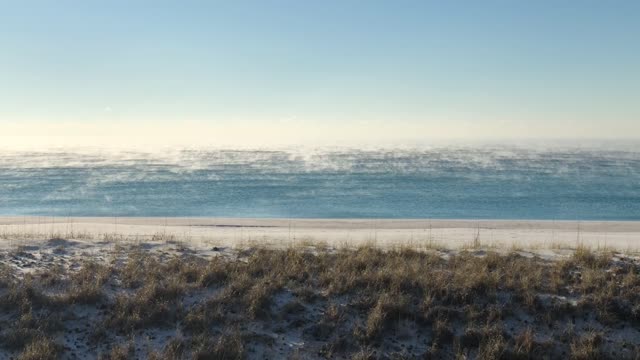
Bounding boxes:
[1,0,639,147]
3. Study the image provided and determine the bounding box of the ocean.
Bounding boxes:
[1,143,639,220]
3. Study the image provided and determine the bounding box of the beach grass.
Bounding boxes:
[0,240,638,359]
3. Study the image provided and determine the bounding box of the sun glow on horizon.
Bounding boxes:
[2,119,638,151]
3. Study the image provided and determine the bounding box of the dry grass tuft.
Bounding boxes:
[17,337,60,360]
[99,342,135,360]
[572,246,612,269]
[570,331,603,360]
[192,332,244,360]
[363,292,409,340]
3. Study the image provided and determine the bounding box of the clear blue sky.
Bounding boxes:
[1,1,639,146]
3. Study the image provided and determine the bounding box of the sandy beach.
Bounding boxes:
[1,217,639,252]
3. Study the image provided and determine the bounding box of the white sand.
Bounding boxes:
[1,217,639,251]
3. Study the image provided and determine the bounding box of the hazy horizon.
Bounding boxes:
[3,121,640,150]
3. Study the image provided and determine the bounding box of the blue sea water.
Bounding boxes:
[0,144,639,220]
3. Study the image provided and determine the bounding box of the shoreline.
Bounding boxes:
[1,216,639,251]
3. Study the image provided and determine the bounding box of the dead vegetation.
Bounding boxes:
[0,242,639,359]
